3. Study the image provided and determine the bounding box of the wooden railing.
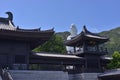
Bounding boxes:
[74,47,108,55]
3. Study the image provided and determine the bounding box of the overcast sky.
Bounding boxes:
[0,0,120,33]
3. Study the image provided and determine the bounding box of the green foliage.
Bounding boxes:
[33,34,67,54]
[107,51,120,69]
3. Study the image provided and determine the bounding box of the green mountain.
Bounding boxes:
[55,31,70,41]
[100,27,120,55]
[56,27,120,55]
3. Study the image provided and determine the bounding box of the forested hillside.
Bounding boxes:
[100,27,120,55]
[55,31,70,41]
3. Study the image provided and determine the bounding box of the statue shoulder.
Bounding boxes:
[67,35,72,40]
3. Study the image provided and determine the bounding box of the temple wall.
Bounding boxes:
[0,40,30,69]
[10,70,68,80]
[0,40,30,54]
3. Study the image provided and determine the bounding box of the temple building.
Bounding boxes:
[65,26,110,73]
[0,12,85,71]
[0,12,115,80]
[0,12,54,69]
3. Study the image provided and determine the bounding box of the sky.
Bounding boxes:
[0,0,120,33]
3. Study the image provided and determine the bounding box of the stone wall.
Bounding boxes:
[10,70,68,80]
[9,70,101,80]
[80,73,100,80]
[69,73,100,80]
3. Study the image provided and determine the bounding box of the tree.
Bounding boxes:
[107,51,120,69]
[33,34,67,54]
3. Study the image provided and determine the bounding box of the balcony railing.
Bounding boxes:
[74,47,108,55]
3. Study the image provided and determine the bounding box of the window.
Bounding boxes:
[15,55,26,64]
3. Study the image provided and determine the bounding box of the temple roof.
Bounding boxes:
[33,52,83,59]
[30,52,85,65]
[0,12,54,49]
[98,69,120,79]
[65,26,109,46]
[100,56,112,66]
[0,12,16,30]
[101,56,112,60]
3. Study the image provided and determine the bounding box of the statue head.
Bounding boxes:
[70,24,77,37]
[66,24,78,54]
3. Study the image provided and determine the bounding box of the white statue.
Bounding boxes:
[66,24,78,54]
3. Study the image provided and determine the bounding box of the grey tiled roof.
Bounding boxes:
[65,26,109,46]
[0,12,54,32]
[0,20,16,30]
[98,68,120,77]
[0,12,16,30]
